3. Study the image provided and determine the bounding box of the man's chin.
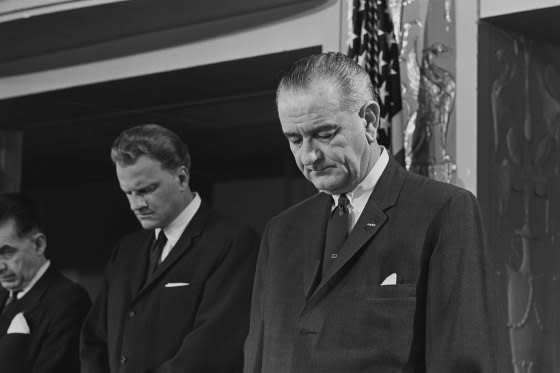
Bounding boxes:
[0,280,21,291]
[137,218,159,230]
[309,177,347,194]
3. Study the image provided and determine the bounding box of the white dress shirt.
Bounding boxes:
[331,147,389,231]
[16,260,50,300]
[155,193,201,262]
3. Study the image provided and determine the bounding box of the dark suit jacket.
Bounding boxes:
[244,158,496,373]
[0,333,29,372]
[0,267,92,373]
[81,204,259,373]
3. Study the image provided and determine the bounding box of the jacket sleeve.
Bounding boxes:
[425,190,497,372]
[33,287,91,373]
[152,226,259,373]
[80,247,119,373]
[243,222,271,373]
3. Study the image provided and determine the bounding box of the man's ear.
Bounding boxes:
[177,166,190,189]
[32,232,47,256]
[360,101,380,143]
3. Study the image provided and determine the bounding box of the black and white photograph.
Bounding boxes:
[0,0,560,372]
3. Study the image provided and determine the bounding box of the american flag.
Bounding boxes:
[347,0,404,166]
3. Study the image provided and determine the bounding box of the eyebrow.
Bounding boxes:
[122,181,159,194]
[283,123,339,137]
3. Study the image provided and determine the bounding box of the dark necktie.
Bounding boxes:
[322,194,350,279]
[147,231,168,277]
[2,291,19,315]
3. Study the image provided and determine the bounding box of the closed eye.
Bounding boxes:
[315,129,337,140]
[285,134,302,145]
[0,245,17,258]
[123,183,159,197]
[137,184,158,195]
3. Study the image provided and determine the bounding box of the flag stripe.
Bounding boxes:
[347,0,404,166]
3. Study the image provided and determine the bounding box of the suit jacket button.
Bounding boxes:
[128,311,136,318]
[120,355,128,364]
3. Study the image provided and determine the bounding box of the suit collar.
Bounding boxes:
[304,157,407,307]
[156,192,202,261]
[302,193,332,299]
[16,260,50,300]
[0,267,57,334]
[368,156,406,211]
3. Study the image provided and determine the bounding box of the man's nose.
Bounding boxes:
[300,140,321,166]
[129,194,148,211]
[0,262,7,273]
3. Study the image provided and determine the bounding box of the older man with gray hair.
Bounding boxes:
[244,52,495,373]
[0,193,91,373]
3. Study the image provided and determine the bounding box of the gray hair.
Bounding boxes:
[276,52,377,111]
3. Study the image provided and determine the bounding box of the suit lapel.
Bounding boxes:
[0,267,54,334]
[131,204,211,303]
[0,290,7,311]
[0,290,11,334]
[301,193,332,300]
[306,158,407,305]
[128,230,154,298]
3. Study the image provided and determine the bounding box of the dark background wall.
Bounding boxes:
[0,47,320,297]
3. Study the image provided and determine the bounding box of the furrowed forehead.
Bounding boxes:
[0,218,20,242]
[116,158,166,190]
[278,83,345,115]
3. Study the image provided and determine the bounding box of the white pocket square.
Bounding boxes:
[380,273,397,286]
[165,282,190,288]
[7,312,30,335]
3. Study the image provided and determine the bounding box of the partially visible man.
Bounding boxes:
[244,52,496,372]
[81,124,259,373]
[0,193,91,373]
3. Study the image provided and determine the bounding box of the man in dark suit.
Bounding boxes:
[81,124,259,373]
[244,52,496,372]
[0,193,92,373]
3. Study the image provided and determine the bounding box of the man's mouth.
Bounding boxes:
[309,166,332,174]
[0,275,15,282]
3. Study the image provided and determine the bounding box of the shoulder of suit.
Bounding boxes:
[28,268,91,317]
[401,170,476,205]
[43,268,90,301]
[266,192,326,226]
[111,229,153,258]
[200,209,258,243]
[118,228,153,245]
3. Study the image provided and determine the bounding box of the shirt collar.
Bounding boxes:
[332,146,389,207]
[17,260,50,300]
[155,192,201,245]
